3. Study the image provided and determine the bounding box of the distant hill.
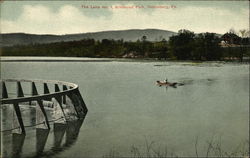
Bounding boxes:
[0,29,177,47]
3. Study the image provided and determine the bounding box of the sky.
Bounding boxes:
[1,1,249,35]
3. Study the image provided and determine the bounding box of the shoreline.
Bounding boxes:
[0,56,249,63]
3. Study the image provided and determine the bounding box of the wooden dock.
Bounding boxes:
[1,79,88,134]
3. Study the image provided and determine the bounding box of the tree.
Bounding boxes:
[221,32,241,45]
[141,35,147,42]
[238,29,250,62]
[192,34,205,60]
[239,29,247,38]
[140,35,152,57]
[169,29,195,60]
[202,33,221,60]
[191,33,221,60]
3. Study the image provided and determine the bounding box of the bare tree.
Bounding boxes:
[239,29,247,38]
[246,30,250,37]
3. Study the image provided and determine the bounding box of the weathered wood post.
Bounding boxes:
[2,81,8,98]
[31,82,50,129]
[13,103,25,134]
[43,83,51,102]
[66,92,82,119]
[44,83,50,94]
[55,84,60,93]
[17,81,24,97]
[54,84,67,123]
[32,82,38,96]
[67,89,88,119]
[36,100,50,129]
[63,85,67,104]
[30,82,38,105]
[13,81,25,134]
[61,85,78,120]
[75,89,88,114]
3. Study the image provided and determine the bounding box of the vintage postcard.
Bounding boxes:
[0,0,249,158]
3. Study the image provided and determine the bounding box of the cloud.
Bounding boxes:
[1,4,248,34]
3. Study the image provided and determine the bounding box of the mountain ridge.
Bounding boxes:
[0,29,177,46]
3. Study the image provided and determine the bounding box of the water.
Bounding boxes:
[1,57,249,157]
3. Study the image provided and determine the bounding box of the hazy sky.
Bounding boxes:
[1,1,249,34]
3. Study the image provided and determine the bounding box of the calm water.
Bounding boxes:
[1,57,249,157]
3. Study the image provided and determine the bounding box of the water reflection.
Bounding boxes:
[36,129,49,156]
[12,134,25,158]
[2,119,84,158]
[53,123,67,148]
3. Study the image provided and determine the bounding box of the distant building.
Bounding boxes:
[122,51,137,58]
[221,33,241,45]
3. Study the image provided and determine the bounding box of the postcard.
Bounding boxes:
[0,1,249,158]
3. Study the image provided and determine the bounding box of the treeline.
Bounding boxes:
[1,38,167,58]
[169,30,249,60]
[2,29,250,61]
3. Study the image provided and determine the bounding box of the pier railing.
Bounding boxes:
[0,79,88,134]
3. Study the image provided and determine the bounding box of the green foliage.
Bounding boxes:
[193,33,222,60]
[169,29,195,60]
[168,30,246,61]
[2,31,249,61]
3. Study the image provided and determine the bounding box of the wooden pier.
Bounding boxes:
[0,79,88,134]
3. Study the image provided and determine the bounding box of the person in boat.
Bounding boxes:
[156,79,177,87]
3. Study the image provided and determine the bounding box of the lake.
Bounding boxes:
[1,57,249,157]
